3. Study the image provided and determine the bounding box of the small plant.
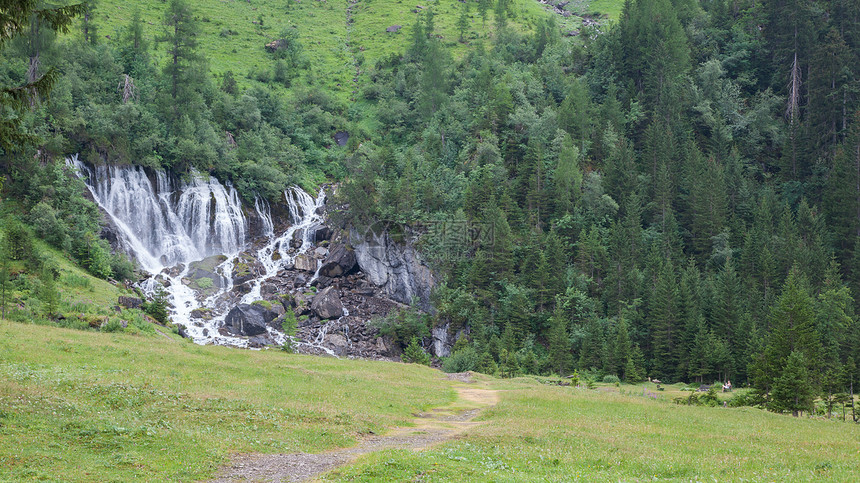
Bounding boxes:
[251,299,273,310]
[603,374,621,384]
[101,318,125,333]
[196,277,213,289]
[401,337,430,365]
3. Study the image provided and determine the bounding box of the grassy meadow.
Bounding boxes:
[326,375,860,482]
[0,322,455,481]
[89,0,612,99]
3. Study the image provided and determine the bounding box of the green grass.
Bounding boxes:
[89,0,619,100]
[0,321,455,481]
[326,376,860,482]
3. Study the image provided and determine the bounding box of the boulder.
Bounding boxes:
[385,25,402,33]
[334,131,350,146]
[311,286,344,319]
[118,296,143,309]
[290,229,304,249]
[314,246,329,258]
[319,244,357,278]
[294,254,317,272]
[224,304,277,336]
[312,225,333,242]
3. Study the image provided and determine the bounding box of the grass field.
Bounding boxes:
[326,375,860,482]
[0,322,454,481]
[3,320,858,481]
[89,0,613,99]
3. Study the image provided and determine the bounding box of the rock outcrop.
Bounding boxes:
[431,323,468,358]
[351,229,435,310]
[224,304,277,336]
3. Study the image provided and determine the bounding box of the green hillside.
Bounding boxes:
[92,0,593,98]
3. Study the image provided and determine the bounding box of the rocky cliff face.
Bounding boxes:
[350,229,435,311]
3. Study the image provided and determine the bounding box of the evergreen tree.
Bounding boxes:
[402,337,431,365]
[80,0,98,45]
[478,0,491,26]
[457,3,470,43]
[649,258,680,380]
[771,351,815,416]
[160,0,200,119]
[37,266,60,319]
[547,299,572,375]
[755,267,821,401]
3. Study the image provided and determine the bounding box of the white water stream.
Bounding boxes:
[69,155,335,351]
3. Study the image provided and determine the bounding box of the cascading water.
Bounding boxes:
[71,155,247,272]
[69,154,331,350]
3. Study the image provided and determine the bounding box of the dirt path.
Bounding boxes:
[209,373,498,483]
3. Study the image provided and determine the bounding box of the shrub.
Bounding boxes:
[29,201,69,249]
[196,277,214,289]
[101,318,125,333]
[401,337,430,365]
[370,307,429,349]
[603,374,621,384]
[442,346,480,373]
[110,254,135,282]
[476,351,498,375]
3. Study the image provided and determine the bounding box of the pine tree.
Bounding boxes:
[649,258,680,380]
[160,0,200,118]
[457,3,470,43]
[402,337,431,365]
[478,0,491,26]
[80,0,98,45]
[0,237,9,320]
[756,267,821,401]
[711,257,742,377]
[547,300,572,376]
[551,133,581,218]
[38,266,60,319]
[771,351,815,416]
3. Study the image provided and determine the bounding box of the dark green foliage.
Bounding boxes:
[443,346,480,373]
[142,288,170,325]
[771,351,815,416]
[370,308,430,350]
[37,265,60,319]
[0,0,856,401]
[402,337,431,365]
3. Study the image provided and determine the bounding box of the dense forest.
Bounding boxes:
[1,0,860,417]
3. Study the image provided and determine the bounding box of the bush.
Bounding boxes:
[101,318,125,333]
[442,346,480,373]
[603,374,621,384]
[110,254,135,282]
[29,201,69,249]
[196,277,214,289]
[370,307,429,349]
[401,337,430,365]
[476,351,498,375]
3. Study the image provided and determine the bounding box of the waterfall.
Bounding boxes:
[70,155,247,272]
[239,187,326,304]
[69,154,330,349]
